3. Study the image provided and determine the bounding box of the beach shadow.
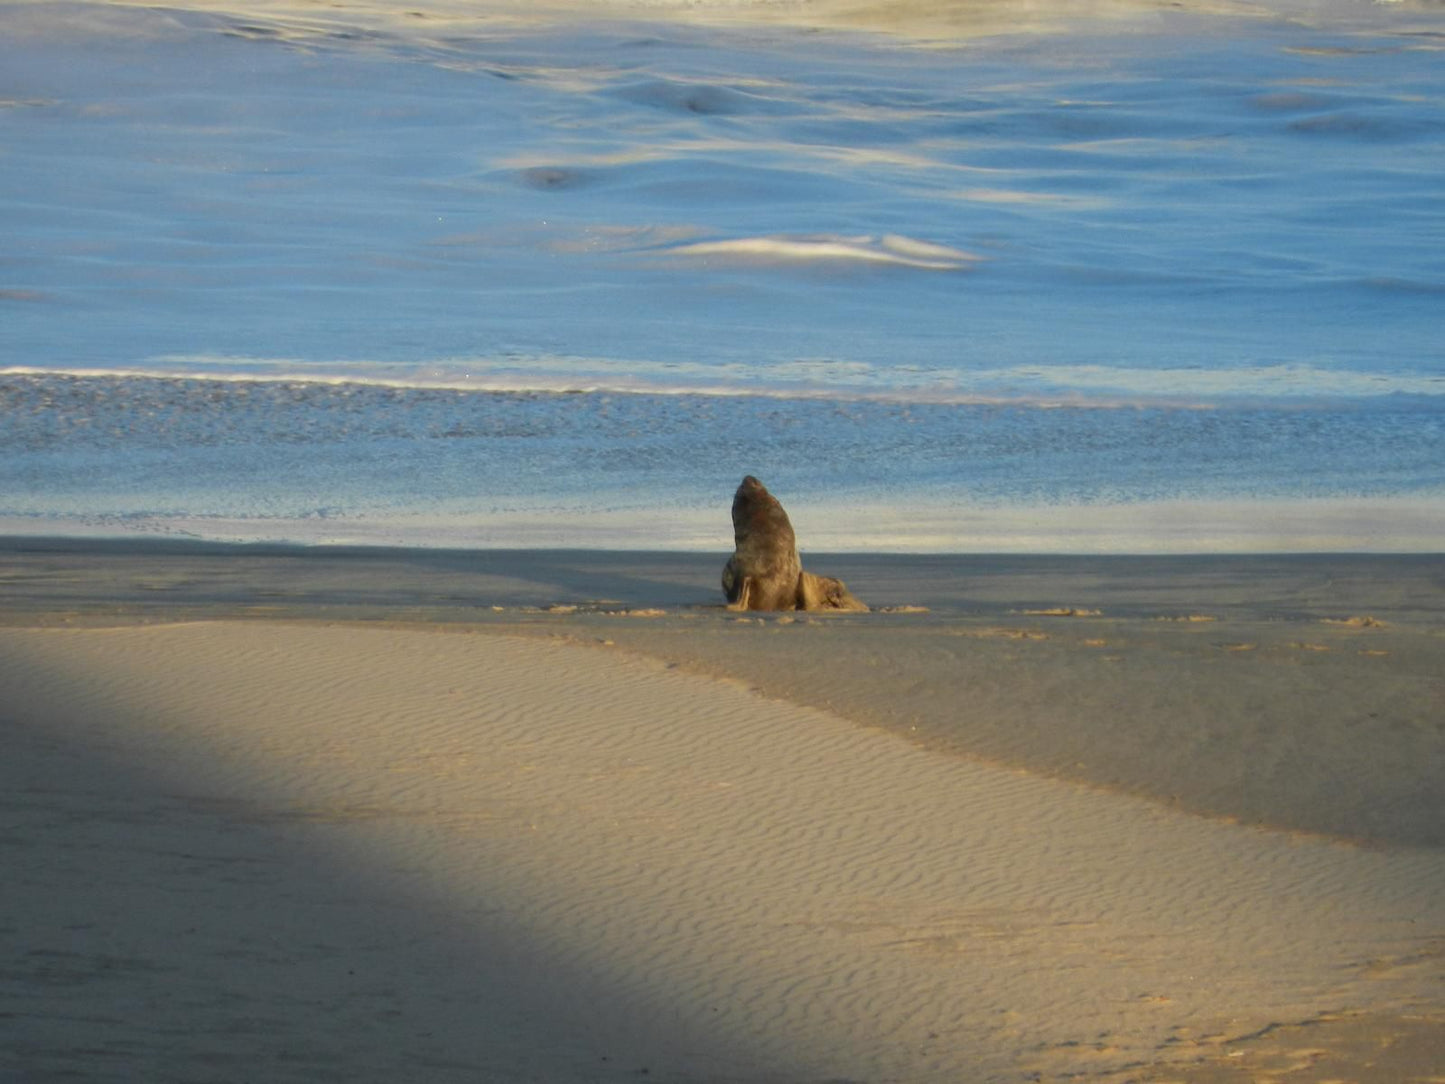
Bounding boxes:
[0,538,724,619]
[0,634,850,1084]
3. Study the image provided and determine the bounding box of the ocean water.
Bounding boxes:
[2,0,1443,551]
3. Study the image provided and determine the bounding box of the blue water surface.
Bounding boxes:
[1,0,1442,549]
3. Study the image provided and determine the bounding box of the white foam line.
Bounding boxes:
[6,358,1442,408]
[0,364,1195,408]
[659,233,981,271]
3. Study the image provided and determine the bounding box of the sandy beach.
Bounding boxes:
[2,539,1442,1082]
[7,3,1444,1079]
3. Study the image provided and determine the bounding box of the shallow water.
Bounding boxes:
[2,0,1442,549]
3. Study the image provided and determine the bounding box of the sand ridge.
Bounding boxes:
[3,620,1442,1082]
[535,604,1445,849]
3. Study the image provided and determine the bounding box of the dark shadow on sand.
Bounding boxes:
[0,633,848,1084]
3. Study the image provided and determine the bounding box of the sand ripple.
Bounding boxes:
[2,622,1442,1082]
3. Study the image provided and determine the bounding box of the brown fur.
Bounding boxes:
[722,476,867,612]
[797,569,868,612]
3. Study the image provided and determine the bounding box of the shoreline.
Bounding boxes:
[5,533,1444,617]
[5,490,1445,554]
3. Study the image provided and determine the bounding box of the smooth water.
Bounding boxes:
[2,0,1443,550]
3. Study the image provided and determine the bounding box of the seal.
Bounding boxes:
[722,475,802,611]
[722,475,867,612]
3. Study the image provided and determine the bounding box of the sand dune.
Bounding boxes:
[4,618,1441,1082]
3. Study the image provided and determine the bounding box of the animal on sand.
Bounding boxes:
[722,476,867,612]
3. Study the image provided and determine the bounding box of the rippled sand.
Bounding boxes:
[3,543,1442,1081]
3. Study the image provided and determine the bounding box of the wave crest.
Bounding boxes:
[658,232,980,270]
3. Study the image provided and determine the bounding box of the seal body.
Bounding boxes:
[722,475,803,611]
[721,476,867,612]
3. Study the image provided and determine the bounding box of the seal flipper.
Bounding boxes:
[721,556,752,610]
[730,577,753,611]
[798,570,869,612]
